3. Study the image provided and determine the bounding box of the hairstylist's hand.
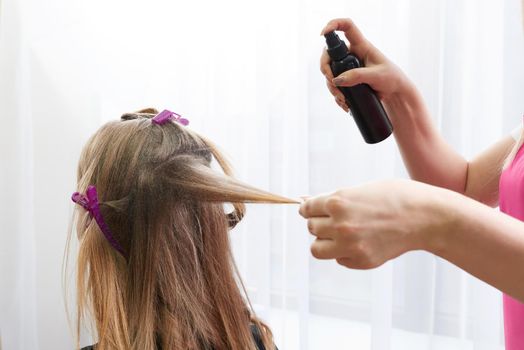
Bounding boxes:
[299,180,453,269]
[320,18,412,112]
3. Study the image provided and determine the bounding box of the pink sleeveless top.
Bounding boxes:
[499,137,524,349]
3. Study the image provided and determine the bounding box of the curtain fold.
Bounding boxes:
[1,0,522,349]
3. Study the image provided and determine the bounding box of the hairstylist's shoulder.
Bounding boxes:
[80,346,94,350]
[510,121,523,141]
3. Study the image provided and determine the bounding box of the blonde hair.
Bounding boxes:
[66,108,298,349]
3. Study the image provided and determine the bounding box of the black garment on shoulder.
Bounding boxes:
[80,324,277,350]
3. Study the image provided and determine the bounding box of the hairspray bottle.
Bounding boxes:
[324,31,393,144]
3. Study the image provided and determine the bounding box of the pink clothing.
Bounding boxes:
[499,141,524,349]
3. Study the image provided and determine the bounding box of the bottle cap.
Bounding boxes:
[324,31,349,61]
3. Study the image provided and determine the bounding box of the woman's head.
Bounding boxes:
[70,108,296,349]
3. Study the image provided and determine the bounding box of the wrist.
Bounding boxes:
[384,82,418,111]
[382,82,425,125]
[418,185,462,255]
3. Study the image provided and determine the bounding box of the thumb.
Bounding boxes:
[332,67,377,88]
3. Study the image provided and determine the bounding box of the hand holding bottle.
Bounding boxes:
[320,18,413,114]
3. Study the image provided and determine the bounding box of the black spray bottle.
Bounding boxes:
[325,31,393,144]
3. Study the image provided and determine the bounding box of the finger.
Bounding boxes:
[337,257,381,270]
[326,79,345,101]
[331,67,378,88]
[329,81,351,111]
[310,238,344,260]
[335,97,349,113]
[299,194,332,218]
[321,18,370,59]
[300,193,348,218]
[321,18,367,46]
[336,257,355,268]
[307,217,337,239]
[320,49,334,79]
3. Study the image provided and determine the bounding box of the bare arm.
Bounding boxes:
[300,180,524,302]
[320,18,516,206]
[434,190,524,301]
[385,87,516,206]
[383,88,468,192]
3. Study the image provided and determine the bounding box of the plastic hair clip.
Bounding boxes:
[152,109,189,126]
[72,185,127,257]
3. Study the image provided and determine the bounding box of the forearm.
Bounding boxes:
[383,86,468,193]
[429,190,524,301]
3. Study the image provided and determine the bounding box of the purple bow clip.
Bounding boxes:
[152,109,189,126]
[72,185,126,257]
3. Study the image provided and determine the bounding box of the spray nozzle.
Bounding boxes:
[324,31,349,61]
[324,31,340,47]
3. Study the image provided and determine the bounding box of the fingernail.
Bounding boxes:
[332,77,344,85]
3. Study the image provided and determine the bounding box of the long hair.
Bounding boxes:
[66,108,298,349]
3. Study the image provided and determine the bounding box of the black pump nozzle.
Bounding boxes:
[324,31,340,47]
[324,31,349,61]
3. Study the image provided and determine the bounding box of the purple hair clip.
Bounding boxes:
[152,109,189,126]
[72,185,126,257]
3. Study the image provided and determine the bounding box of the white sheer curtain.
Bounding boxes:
[1,0,523,349]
